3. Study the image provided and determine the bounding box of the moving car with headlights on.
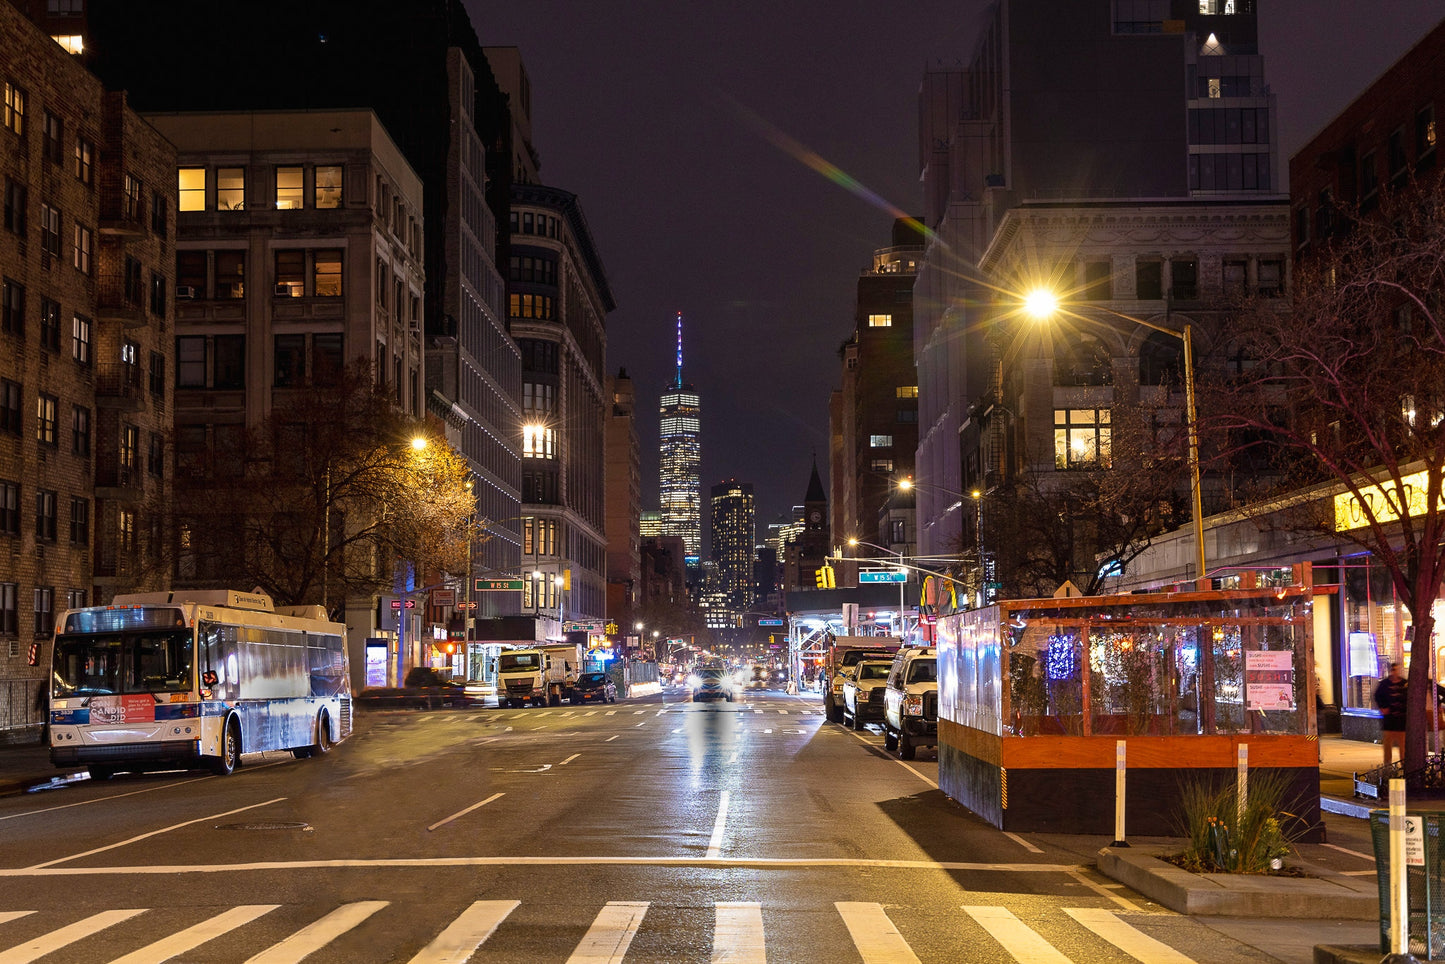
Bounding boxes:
[883,646,938,759]
[572,672,618,704]
[689,662,736,702]
[841,658,893,730]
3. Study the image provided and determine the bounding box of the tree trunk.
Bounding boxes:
[1406,607,1436,774]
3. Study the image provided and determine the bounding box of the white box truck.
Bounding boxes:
[496,643,583,707]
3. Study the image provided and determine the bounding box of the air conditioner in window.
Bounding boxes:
[274,283,293,297]
[175,285,196,299]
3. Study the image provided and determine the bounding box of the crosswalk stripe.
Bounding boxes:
[109,904,280,964]
[963,906,1072,963]
[834,902,921,964]
[712,902,764,964]
[242,900,389,964]
[1064,908,1196,963]
[0,914,31,927]
[0,908,146,964]
[406,900,519,963]
[566,901,649,964]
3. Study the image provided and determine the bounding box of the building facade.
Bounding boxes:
[604,368,641,633]
[708,479,756,620]
[1,5,176,734]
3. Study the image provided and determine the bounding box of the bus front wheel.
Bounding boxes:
[210,719,241,776]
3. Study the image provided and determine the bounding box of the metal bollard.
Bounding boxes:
[1381,777,1422,963]
[1111,739,1128,848]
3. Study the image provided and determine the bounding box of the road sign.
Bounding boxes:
[475,578,524,592]
[758,618,784,626]
[859,570,907,583]
[565,620,604,633]
[432,589,456,607]
[389,599,417,610]
[456,601,477,610]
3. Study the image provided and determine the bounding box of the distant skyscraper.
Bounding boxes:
[710,480,756,616]
[659,312,702,565]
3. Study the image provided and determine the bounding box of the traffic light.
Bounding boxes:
[814,564,835,589]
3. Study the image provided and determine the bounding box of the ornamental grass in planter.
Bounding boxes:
[1169,770,1305,875]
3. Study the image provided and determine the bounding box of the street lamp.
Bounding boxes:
[394,434,430,687]
[1022,288,1208,583]
[847,537,908,639]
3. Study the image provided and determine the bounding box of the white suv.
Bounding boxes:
[883,647,938,760]
[841,659,893,731]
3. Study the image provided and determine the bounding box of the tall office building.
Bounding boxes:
[709,480,756,617]
[914,0,1282,566]
[658,312,701,566]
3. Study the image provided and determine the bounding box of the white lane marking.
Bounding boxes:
[604,735,619,742]
[504,726,514,732]
[1003,831,1044,854]
[777,709,788,715]
[1323,843,1374,861]
[752,708,762,715]
[672,727,683,734]
[244,901,389,964]
[428,792,505,832]
[634,721,647,727]
[1064,908,1194,963]
[712,902,765,964]
[27,797,286,870]
[585,711,598,717]
[633,710,646,715]
[0,856,1088,876]
[1065,871,1140,911]
[706,790,731,858]
[109,905,280,964]
[963,906,1071,963]
[764,729,773,734]
[605,710,617,717]
[0,908,146,963]
[406,899,519,964]
[565,901,649,964]
[846,730,938,789]
[834,902,921,964]
[0,774,216,824]
[0,912,33,925]
[560,754,580,765]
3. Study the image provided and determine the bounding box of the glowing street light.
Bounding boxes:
[848,537,908,636]
[1022,287,1207,583]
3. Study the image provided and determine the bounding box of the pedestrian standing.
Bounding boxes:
[1374,661,1407,767]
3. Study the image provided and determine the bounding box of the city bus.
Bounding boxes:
[47,589,351,779]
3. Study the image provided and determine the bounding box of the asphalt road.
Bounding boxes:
[0,685,1323,962]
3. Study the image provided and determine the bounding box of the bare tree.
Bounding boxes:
[164,364,480,614]
[1208,177,1445,773]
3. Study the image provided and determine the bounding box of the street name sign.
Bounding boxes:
[859,571,907,583]
[758,618,785,626]
[475,578,524,592]
[565,620,605,633]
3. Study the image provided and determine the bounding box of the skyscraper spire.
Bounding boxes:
[675,310,684,390]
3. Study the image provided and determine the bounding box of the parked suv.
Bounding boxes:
[841,659,892,730]
[883,647,938,760]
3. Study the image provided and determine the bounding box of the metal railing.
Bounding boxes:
[0,676,44,744]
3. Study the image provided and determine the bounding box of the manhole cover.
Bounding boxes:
[215,821,312,832]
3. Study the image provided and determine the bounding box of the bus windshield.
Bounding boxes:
[52,630,195,697]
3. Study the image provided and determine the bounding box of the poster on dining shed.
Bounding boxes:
[1245,650,1295,711]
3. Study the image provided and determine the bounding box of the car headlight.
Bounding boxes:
[686,675,701,688]
[903,694,924,716]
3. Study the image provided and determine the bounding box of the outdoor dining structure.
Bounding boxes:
[934,564,1322,839]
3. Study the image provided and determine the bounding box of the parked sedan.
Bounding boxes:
[573,672,618,704]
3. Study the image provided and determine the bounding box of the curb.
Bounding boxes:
[1314,945,1386,964]
[1095,847,1378,919]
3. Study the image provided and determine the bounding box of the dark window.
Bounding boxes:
[216,250,244,298]
[123,256,143,305]
[1258,259,1284,297]
[149,271,167,315]
[150,191,167,238]
[147,432,164,478]
[34,586,53,637]
[1223,260,1248,297]
[68,498,87,545]
[39,297,59,351]
[1,277,22,336]
[1083,261,1112,300]
[148,351,165,396]
[275,249,304,297]
[176,250,207,297]
[0,584,16,636]
[42,111,61,164]
[39,203,59,258]
[176,335,205,387]
[2,177,24,236]
[35,489,56,542]
[215,334,245,389]
[1360,150,1379,211]
[274,333,305,386]
[314,333,343,384]
[1135,260,1163,300]
[0,379,19,434]
[1171,258,1198,301]
[70,405,89,456]
[0,481,17,536]
[1389,127,1407,184]
[1418,105,1437,170]
[73,136,92,185]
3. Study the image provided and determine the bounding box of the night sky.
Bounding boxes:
[465,0,1445,533]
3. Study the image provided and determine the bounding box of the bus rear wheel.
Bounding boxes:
[210,719,241,776]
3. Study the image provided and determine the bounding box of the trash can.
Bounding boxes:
[1370,809,1445,958]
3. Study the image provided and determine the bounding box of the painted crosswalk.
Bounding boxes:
[0,899,1205,963]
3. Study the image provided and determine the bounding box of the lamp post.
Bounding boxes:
[848,537,908,639]
[1023,289,1208,583]
[394,434,430,687]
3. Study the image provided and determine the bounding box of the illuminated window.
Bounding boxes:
[73,136,92,184]
[870,459,894,472]
[867,314,892,327]
[36,394,58,446]
[72,223,90,274]
[52,35,83,54]
[1054,409,1111,469]
[313,249,342,297]
[869,435,893,448]
[523,424,555,459]
[895,386,918,398]
[315,166,342,208]
[216,167,245,211]
[276,166,303,210]
[3,82,25,136]
[177,167,204,211]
